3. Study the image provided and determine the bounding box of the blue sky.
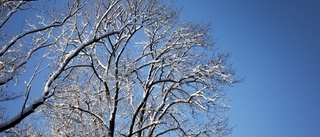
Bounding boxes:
[175,0,320,137]
[1,0,319,136]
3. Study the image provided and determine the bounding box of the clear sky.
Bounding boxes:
[1,0,319,136]
[175,0,320,137]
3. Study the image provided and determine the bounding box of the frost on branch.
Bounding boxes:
[0,0,240,136]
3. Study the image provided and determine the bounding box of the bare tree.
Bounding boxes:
[0,0,240,136]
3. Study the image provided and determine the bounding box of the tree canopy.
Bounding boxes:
[0,0,240,136]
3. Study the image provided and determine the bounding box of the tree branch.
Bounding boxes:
[0,94,46,132]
